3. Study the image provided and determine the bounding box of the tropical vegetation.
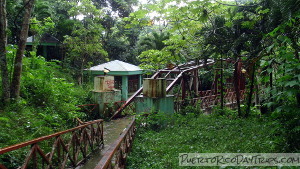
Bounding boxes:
[0,0,299,168]
[127,112,286,168]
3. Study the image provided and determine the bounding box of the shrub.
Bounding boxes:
[136,112,173,132]
[272,108,300,152]
[0,52,92,168]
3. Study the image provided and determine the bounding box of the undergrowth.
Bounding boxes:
[0,50,93,168]
[126,112,288,169]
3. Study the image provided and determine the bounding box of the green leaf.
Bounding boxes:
[284,81,298,87]
[0,117,10,122]
[134,10,148,18]
[260,60,267,67]
[266,102,275,108]
[267,68,273,73]
[233,12,244,20]
[241,21,255,29]
[225,21,233,27]
[266,44,274,53]
[258,8,270,14]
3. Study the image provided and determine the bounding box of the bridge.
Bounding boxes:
[0,59,246,169]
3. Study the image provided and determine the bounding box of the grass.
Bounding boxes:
[126,113,287,169]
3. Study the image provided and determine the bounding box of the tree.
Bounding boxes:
[30,17,55,53]
[102,19,142,64]
[6,0,23,44]
[0,0,35,100]
[63,0,108,84]
[10,0,35,99]
[0,0,10,102]
[93,0,141,64]
[92,0,137,17]
[139,31,170,50]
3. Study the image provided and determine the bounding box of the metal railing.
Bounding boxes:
[195,90,246,109]
[77,104,98,114]
[94,118,136,169]
[104,101,135,117]
[0,119,104,169]
[174,90,246,111]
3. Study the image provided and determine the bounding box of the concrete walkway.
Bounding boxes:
[77,116,134,169]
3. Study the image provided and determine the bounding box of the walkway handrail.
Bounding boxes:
[190,90,246,109]
[95,118,136,169]
[0,119,104,169]
[166,61,215,93]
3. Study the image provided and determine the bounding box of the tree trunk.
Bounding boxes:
[181,75,187,100]
[245,63,256,117]
[193,70,199,97]
[220,59,224,110]
[10,0,35,99]
[234,59,241,116]
[0,0,10,102]
[255,80,260,107]
[269,71,273,112]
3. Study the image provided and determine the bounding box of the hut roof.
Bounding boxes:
[88,60,142,72]
[86,60,143,76]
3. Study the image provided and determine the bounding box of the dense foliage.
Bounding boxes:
[0,47,92,167]
[126,0,300,151]
[127,112,285,168]
[0,47,89,140]
[1,0,140,144]
[0,0,299,167]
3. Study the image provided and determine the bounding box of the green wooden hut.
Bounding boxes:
[85,60,143,101]
[26,34,61,60]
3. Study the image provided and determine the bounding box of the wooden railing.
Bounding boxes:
[195,90,246,109]
[0,119,104,169]
[94,118,136,169]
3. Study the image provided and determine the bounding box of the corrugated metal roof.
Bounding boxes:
[27,36,33,43]
[87,60,142,72]
[27,34,60,44]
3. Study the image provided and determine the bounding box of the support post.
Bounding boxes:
[193,70,199,96]
[245,63,256,117]
[182,76,186,100]
[234,58,242,116]
[136,78,173,114]
[122,76,128,101]
[138,74,142,89]
[214,70,218,95]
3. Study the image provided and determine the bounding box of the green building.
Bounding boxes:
[85,60,143,101]
[26,34,61,60]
